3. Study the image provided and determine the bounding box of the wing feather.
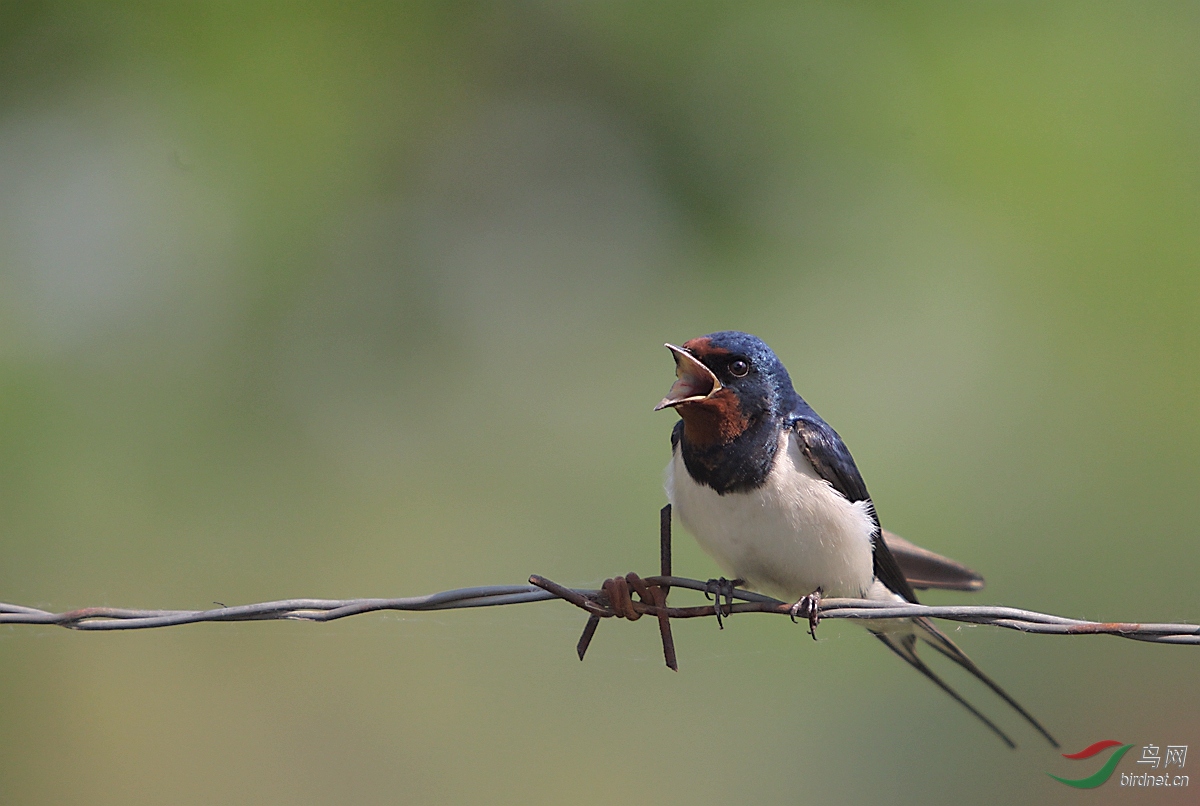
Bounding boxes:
[792,416,918,604]
[881,530,985,592]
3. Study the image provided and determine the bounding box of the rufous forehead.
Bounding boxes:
[682,337,731,358]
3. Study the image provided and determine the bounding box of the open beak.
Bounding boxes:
[654,343,722,411]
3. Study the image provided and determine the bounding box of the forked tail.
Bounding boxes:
[872,618,1059,750]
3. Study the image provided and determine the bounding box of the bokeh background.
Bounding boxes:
[2,2,1198,804]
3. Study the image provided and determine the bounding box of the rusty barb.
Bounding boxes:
[528,504,701,669]
[530,504,828,670]
[529,505,684,668]
[535,572,676,669]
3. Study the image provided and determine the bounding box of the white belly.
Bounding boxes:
[665,431,877,601]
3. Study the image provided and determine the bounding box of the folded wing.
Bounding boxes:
[881,530,985,592]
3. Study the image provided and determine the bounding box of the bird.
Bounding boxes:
[655,330,1057,749]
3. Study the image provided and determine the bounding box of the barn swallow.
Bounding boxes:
[656,330,1057,749]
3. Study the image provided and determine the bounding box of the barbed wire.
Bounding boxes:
[3,574,1196,639]
[4,505,1197,672]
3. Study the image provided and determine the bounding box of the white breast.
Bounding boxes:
[666,430,877,601]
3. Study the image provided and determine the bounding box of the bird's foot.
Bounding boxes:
[788,588,823,640]
[703,577,744,629]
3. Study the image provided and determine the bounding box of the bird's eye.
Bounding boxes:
[729,359,749,377]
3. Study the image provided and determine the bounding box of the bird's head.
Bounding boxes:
[655,331,793,446]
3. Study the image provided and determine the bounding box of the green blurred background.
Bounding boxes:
[1,2,1198,803]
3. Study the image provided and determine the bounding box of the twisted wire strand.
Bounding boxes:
[2,575,1197,644]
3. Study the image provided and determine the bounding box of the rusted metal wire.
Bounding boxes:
[3,505,1198,669]
[3,576,1197,640]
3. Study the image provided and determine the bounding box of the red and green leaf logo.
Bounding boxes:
[1049,740,1135,788]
